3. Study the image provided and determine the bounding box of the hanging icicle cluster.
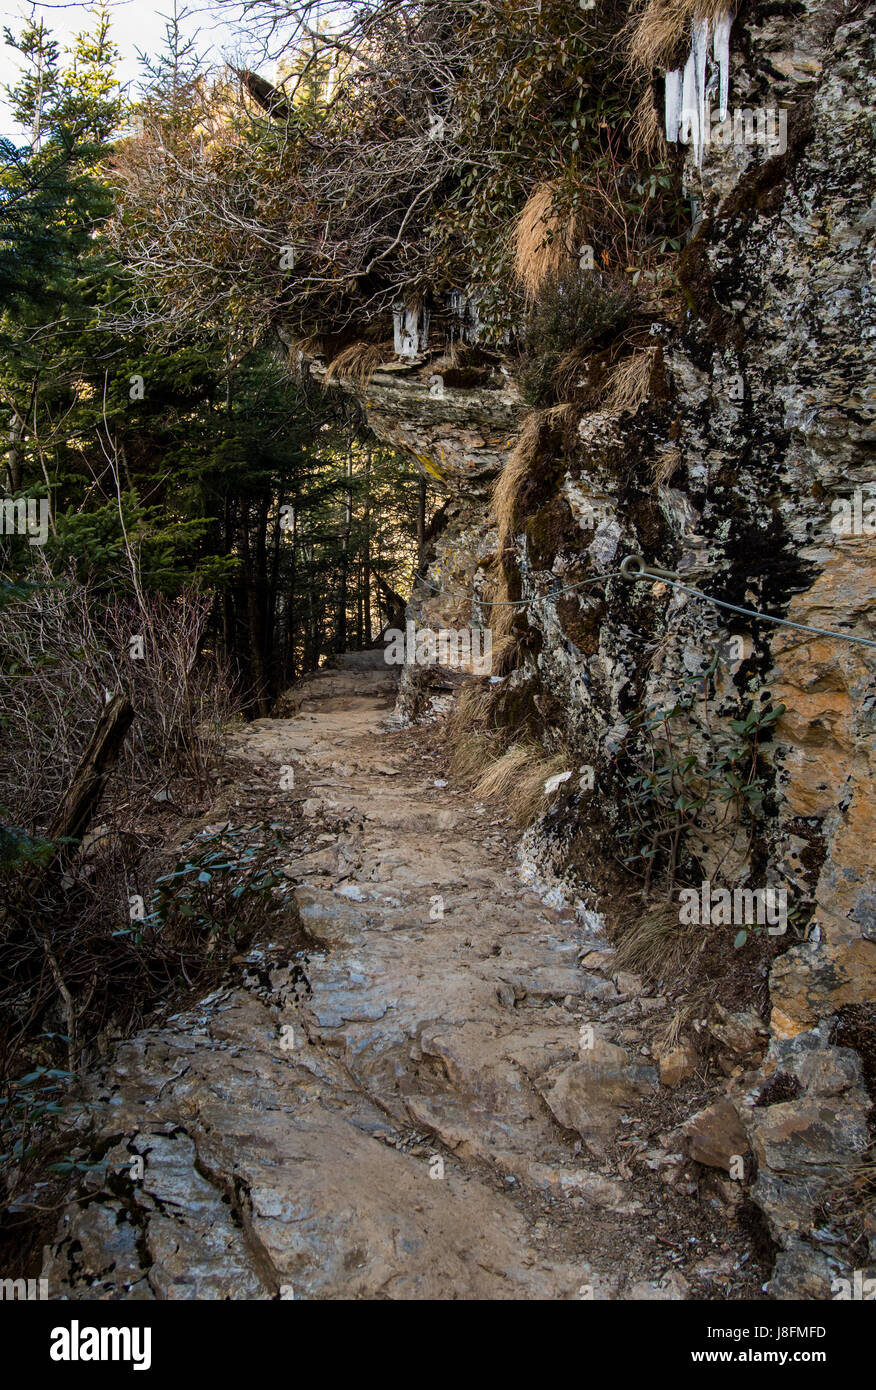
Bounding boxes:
[448,289,482,346]
[664,10,733,168]
[393,303,430,358]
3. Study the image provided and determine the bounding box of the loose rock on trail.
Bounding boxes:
[43,655,764,1299]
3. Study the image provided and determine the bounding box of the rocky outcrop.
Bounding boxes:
[311,358,526,489]
[311,2,876,1294]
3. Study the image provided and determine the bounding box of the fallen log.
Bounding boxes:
[44,691,135,868]
[0,693,135,1072]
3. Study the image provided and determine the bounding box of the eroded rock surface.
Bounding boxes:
[45,664,746,1300]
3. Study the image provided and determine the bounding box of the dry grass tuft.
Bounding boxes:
[448,680,504,782]
[552,345,597,402]
[652,444,682,485]
[284,335,326,373]
[447,675,569,825]
[489,628,521,671]
[657,988,712,1052]
[473,743,568,827]
[601,348,658,415]
[486,403,575,674]
[450,729,501,785]
[325,340,388,384]
[820,1153,876,1236]
[492,405,574,541]
[513,183,584,301]
[625,0,730,75]
[629,88,666,162]
[492,412,547,542]
[448,680,499,741]
[483,565,523,676]
[614,904,705,980]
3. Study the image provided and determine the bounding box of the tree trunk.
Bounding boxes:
[266,490,284,690]
[363,446,373,644]
[285,505,298,681]
[336,442,353,653]
[238,500,269,716]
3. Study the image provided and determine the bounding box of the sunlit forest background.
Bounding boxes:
[0,4,430,1193]
[1,4,424,717]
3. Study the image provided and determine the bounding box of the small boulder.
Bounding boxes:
[682,1098,749,1172]
[614,970,643,996]
[657,1040,698,1088]
[709,1004,768,1074]
[543,1039,656,1157]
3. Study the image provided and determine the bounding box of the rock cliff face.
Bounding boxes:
[317,2,876,1293]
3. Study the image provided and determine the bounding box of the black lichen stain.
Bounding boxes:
[525,494,576,570]
[557,593,605,656]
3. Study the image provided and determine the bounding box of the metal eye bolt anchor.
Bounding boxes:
[619,553,679,581]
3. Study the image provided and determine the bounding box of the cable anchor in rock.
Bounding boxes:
[619,553,679,581]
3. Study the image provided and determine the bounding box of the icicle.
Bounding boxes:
[713,11,733,122]
[467,296,481,345]
[393,304,428,359]
[664,10,735,164]
[392,304,405,357]
[691,17,710,168]
[447,288,510,347]
[403,307,419,357]
[449,290,482,345]
[665,68,682,143]
[679,50,696,151]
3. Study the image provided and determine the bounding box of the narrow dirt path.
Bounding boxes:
[42,659,762,1299]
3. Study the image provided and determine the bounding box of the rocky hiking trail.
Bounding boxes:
[43,656,767,1300]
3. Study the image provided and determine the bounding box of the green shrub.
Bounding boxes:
[519,270,634,405]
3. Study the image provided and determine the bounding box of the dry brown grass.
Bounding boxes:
[487,403,575,675]
[614,904,706,980]
[601,348,658,415]
[484,567,523,676]
[513,183,584,301]
[652,444,682,485]
[625,0,730,74]
[325,340,388,384]
[448,682,504,783]
[552,345,597,402]
[821,1153,876,1236]
[656,989,712,1053]
[447,676,569,827]
[448,680,498,740]
[492,412,547,541]
[658,1003,686,1054]
[490,627,521,669]
[451,729,501,785]
[473,743,569,827]
[285,334,326,366]
[492,405,574,541]
[629,88,666,163]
